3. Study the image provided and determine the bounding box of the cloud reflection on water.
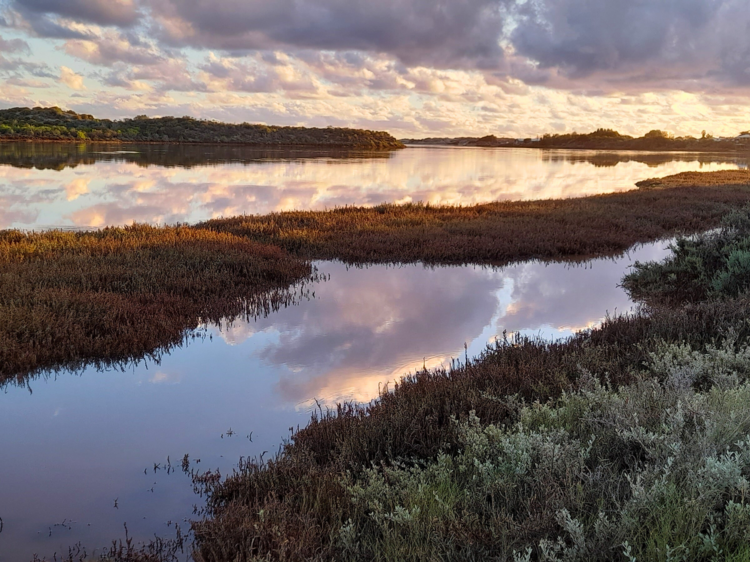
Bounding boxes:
[0,145,745,230]
[218,242,671,407]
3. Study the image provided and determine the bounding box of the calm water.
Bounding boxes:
[0,143,747,230]
[0,144,733,559]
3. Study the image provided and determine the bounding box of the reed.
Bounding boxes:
[0,224,314,382]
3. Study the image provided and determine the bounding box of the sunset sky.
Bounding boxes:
[1,0,749,137]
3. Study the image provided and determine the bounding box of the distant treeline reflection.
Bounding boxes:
[0,142,396,171]
[541,151,750,168]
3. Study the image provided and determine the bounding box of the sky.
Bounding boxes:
[0,0,749,138]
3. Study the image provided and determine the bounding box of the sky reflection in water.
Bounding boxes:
[0,144,747,230]
[0,242,670,560]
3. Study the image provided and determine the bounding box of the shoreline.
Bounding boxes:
[404,141,750,154]
[200,172,750,266]
[6,137,746,153]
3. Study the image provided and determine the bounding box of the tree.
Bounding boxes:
[644,129,673,139]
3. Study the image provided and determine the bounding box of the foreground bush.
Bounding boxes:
[0,225,314,381]
[339,337,750,561]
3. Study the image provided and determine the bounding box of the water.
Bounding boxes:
[0,143,726,559]
[0,143,746,230]
[0,245,671,560]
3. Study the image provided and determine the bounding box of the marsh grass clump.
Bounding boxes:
[199,182,750,266]
[0,224,314,381]
[623,206,750,305]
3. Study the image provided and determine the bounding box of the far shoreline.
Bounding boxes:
[0,138,405,150]
[3,137,749,155]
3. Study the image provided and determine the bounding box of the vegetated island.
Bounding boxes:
[0,106,405,149]
[403,127,750,151]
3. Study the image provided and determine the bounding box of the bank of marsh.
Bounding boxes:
[201,173,750,265]
[0,225,314,382]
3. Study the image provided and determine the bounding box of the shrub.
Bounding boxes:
[623,206,750,304]
[335,338,750,561]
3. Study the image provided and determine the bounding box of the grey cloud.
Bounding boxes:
[0,34,28,52]
[4,8,95,39]
[144,0,750,91]
[0,52,16,68]
[5,0,750,94]
[12,0,139,27]
[149,0,509,70]
[508,0,750,89]
[23,59,54,77]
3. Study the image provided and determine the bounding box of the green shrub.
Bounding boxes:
[335,339,750,561]
[623,207,750,304]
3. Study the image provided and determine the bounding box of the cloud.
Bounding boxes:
[2,0,750,136]
[136,0,750,94]
[64,32,163,66]
[148,0,510,70]
[199,52,321,95]
[60,65,85,89]
[507,0,750,90]
[10,0,140,28]
[0,33,28,53]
